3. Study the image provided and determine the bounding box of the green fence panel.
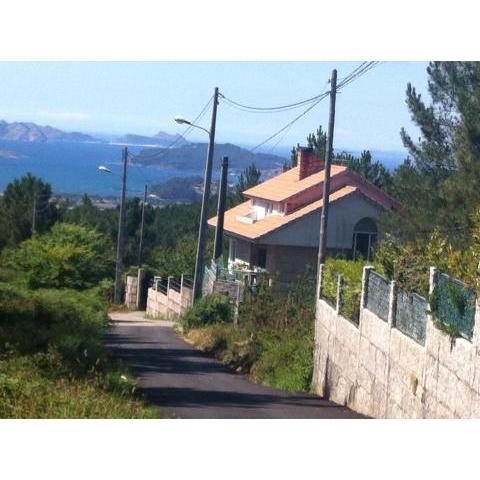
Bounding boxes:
[395,290,427,345]
[366,271,390,322]
[433,273,476,340]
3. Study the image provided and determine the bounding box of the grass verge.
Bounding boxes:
[0,283,162,418]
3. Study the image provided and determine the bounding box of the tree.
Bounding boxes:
[307,125,327,159]
[147,234,198,278]
[233,163,262,204]
[0,173,58,247]
[389,62,480,242]
[285,126,327,171]
[2,223,114,289]
[335,150,393,191]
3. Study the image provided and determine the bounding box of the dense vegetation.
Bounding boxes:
[180,272,316,392]
[0,222,161,418]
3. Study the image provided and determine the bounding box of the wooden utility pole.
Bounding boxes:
[114,147,128,304]
[213,156,229,260]
[137,184,147,268]
[192,87,219,302]
[31,192,37,236]
[318,69,338,268]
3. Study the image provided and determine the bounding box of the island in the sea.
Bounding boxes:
[0,119,100,143]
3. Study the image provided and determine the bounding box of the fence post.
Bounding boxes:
[473,299,480,348]
[180,274,184,294]
[336,274,343,314]
[136,267,145,310]
[317,263,325,300]
[429,267,438,298]
[360,266,375,311]
[387,280,397,327]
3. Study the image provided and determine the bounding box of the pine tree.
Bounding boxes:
[390,61,480,242]
[233,163,262,204]
[307,126,327,158]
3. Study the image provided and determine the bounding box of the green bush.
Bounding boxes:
[1,223,114,290]
[322,259,366,321]
[251,327,314,392]
[186,273,316,393]
[0,285,108,373]
[0,283,162,418]
[179,293,233,331]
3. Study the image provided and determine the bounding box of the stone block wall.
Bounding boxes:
[125,275,138,309]
[146,276,193,320]
[313,266,480,418]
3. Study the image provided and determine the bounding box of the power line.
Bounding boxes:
[117,96,213,191]
[337,62,381,89]
[219,90,329,114]
[250,92,330,152]
[248,62,382,152]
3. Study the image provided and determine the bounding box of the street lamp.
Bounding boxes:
[174,116,210,135]
[98,148,128,304]
[175,86,219,302]
[98,165,113,174]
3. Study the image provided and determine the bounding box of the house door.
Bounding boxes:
[352,217,378,261]
[256,247,267,269]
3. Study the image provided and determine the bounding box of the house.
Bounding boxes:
[208,147,400,287]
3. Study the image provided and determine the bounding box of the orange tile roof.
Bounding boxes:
[208,185,358,241]
[242,164,347,202]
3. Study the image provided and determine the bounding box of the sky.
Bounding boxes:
[0,61,430,152]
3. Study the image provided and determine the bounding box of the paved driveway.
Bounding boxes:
[105,311,363,419]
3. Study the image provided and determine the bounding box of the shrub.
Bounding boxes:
[1,223,114,290]
[179,293,233,331]
[322,259,366,321]
[0,285,108,373]
[251,327,314,392]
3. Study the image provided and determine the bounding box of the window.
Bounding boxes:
[352,217,377,261]
[256,247,267,269]
[229,239,237,262]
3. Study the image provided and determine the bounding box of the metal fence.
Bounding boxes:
[432,273,476,340]
[395,290,428,345]
[366,271,390,322]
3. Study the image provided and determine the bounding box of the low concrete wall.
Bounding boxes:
[313,266,480,418]
[146,276,193,320]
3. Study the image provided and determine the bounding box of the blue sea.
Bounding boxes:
[0,140,205,197]
[0,139,406,198]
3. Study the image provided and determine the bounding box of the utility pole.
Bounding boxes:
[213,156,229,261]
[137,184,147,268]
[114,147,128,304]
[192,87,219,302]
[318,69,338,267]
[31,191,37,236]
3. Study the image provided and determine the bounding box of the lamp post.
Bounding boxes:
[175,87,219,302]
[98,146,128,304]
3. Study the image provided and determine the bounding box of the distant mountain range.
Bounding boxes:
[134,142,286,171]
[0,119,287,173]
[0,120,99,143]
[113,131,188,147]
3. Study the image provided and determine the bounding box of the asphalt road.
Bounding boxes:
[105,311,363,419]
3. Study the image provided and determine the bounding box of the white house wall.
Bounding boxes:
[260,192,384,248]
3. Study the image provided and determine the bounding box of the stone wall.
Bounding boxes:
[146,275,193,320]
[313,266,480,418]
[125,269,146,310]
[125,275,138,309]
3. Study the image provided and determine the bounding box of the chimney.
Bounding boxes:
[297,147,324,180]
